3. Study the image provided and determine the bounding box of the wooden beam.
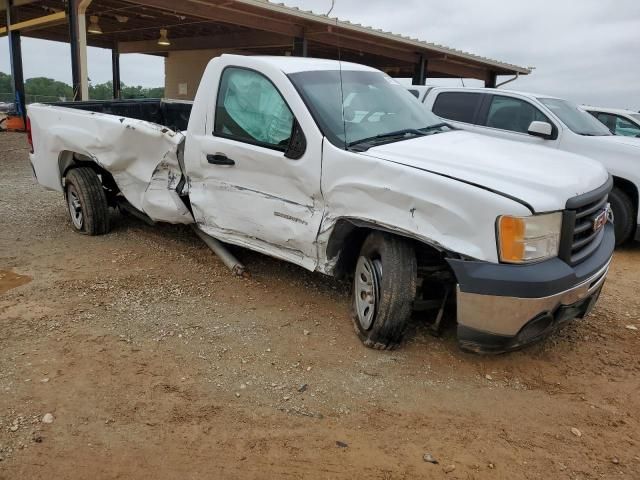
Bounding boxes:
[0,0,38,11]
[308,32,418,64]
[0,11,66,36]
[131,0,304,38]
[118,31,292,54]
[427,59,488,81]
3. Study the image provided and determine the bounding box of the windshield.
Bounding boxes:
[631,113,640,124]
[288,70,446,148]
[538,98,611,136]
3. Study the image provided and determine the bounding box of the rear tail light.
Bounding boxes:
[26,116,33,153]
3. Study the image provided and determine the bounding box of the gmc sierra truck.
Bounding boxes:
[27,55,614,353]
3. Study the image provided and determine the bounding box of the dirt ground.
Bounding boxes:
[1,132,639,480]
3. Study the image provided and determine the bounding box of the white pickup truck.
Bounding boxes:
[411,86,640,245]
[28,55,614,353]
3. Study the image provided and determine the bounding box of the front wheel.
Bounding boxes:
[351,232,417,350]
[609,187,634,246]
[64,167,111,235]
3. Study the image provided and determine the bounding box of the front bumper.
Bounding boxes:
[447,223,615,353]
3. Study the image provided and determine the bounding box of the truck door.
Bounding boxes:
[185,63,324,271]
[474,94,559,146]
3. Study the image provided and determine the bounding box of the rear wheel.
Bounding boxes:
[351,232,417,349]
[64,167,110,235]
[609,187,634,245]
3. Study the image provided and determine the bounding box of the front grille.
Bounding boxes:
[559,178,613,265]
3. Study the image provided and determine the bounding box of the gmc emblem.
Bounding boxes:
[593,209,608,232]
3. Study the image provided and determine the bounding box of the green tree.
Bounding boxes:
[0,72,12,93]
[25,77,73,100]
[89,81,114,100]
[1,71,164,102]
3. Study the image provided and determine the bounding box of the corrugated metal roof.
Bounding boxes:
[239,0,531,75]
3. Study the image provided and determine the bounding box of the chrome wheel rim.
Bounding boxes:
[354,256,381,331]
[67,185,83,229]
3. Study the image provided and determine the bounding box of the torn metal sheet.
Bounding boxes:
[27,104,194,225]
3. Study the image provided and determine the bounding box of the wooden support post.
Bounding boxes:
[412,54,426,85]
[292,36,307,57]
[486,71,498,88]
[68,0,91,100]
[111,47,121,99]
[68,0,82,100]
[6,1,25,122]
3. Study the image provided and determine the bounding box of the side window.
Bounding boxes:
[214,67,294,149]
[485,95,550,133]
[408,89,420,99]
[595,112,616,133]
[614,116,640,137]
[432,92,483,124]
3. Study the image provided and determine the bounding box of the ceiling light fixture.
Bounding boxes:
[157,28,171,46]
[87,15,103,34]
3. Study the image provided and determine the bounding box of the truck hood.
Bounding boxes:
[361,130,609,213]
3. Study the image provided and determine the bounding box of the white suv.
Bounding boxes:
[413,86,640,245]
[582,106,640,138]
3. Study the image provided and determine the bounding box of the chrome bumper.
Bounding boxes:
[456,259,611,337]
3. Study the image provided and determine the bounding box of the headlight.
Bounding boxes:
[497,212,562,263]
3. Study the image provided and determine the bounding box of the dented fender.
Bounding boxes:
[317,140,532,268]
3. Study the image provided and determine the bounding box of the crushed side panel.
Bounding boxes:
[28,104,194,224]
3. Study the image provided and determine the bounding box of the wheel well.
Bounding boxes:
[613,176,638,217]
[58,151,120,201]
[327,218,452,279]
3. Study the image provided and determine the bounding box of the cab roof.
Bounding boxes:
[226,54,380,74]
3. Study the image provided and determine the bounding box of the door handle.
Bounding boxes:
[207,154,235,166]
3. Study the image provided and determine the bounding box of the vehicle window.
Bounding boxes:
[485,95,550,133]
[538,98,611,136]
[432,92,482,124]
[592,112,615,132]
[288,70,446,148]
[214,67,294,149]
[631,113,640,122]
[614,116,640,137]
[408,89,420,99]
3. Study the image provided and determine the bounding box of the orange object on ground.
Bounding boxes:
[4,115,25,132]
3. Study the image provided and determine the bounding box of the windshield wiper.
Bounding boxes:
[422,122,452,131]
[347,129,425,148]
[347,124,452,149]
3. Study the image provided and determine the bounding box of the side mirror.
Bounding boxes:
[527,121,553,139]
[284,119,307,160]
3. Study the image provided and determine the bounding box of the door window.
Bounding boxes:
[214,67,294,149]
[614,116,640,137]
[594,112,617,133]
[432,92,483,124]
[485,95,550,133]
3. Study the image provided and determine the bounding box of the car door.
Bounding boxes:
[186,64,324,271]
[430,91,485,130]
[474,94,559,145]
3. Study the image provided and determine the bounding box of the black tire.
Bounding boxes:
[351,232,417,350]
[609,187,634,246]
[64,167,110,235]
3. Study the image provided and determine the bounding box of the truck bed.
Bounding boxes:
[47,98,193,132]
[28,100,195,226]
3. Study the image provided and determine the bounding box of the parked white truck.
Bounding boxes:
[412,86,640,245]
[27,55,614,353]
[582,106,640,138]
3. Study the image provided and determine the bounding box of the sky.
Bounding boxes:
[1,0,639,110]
